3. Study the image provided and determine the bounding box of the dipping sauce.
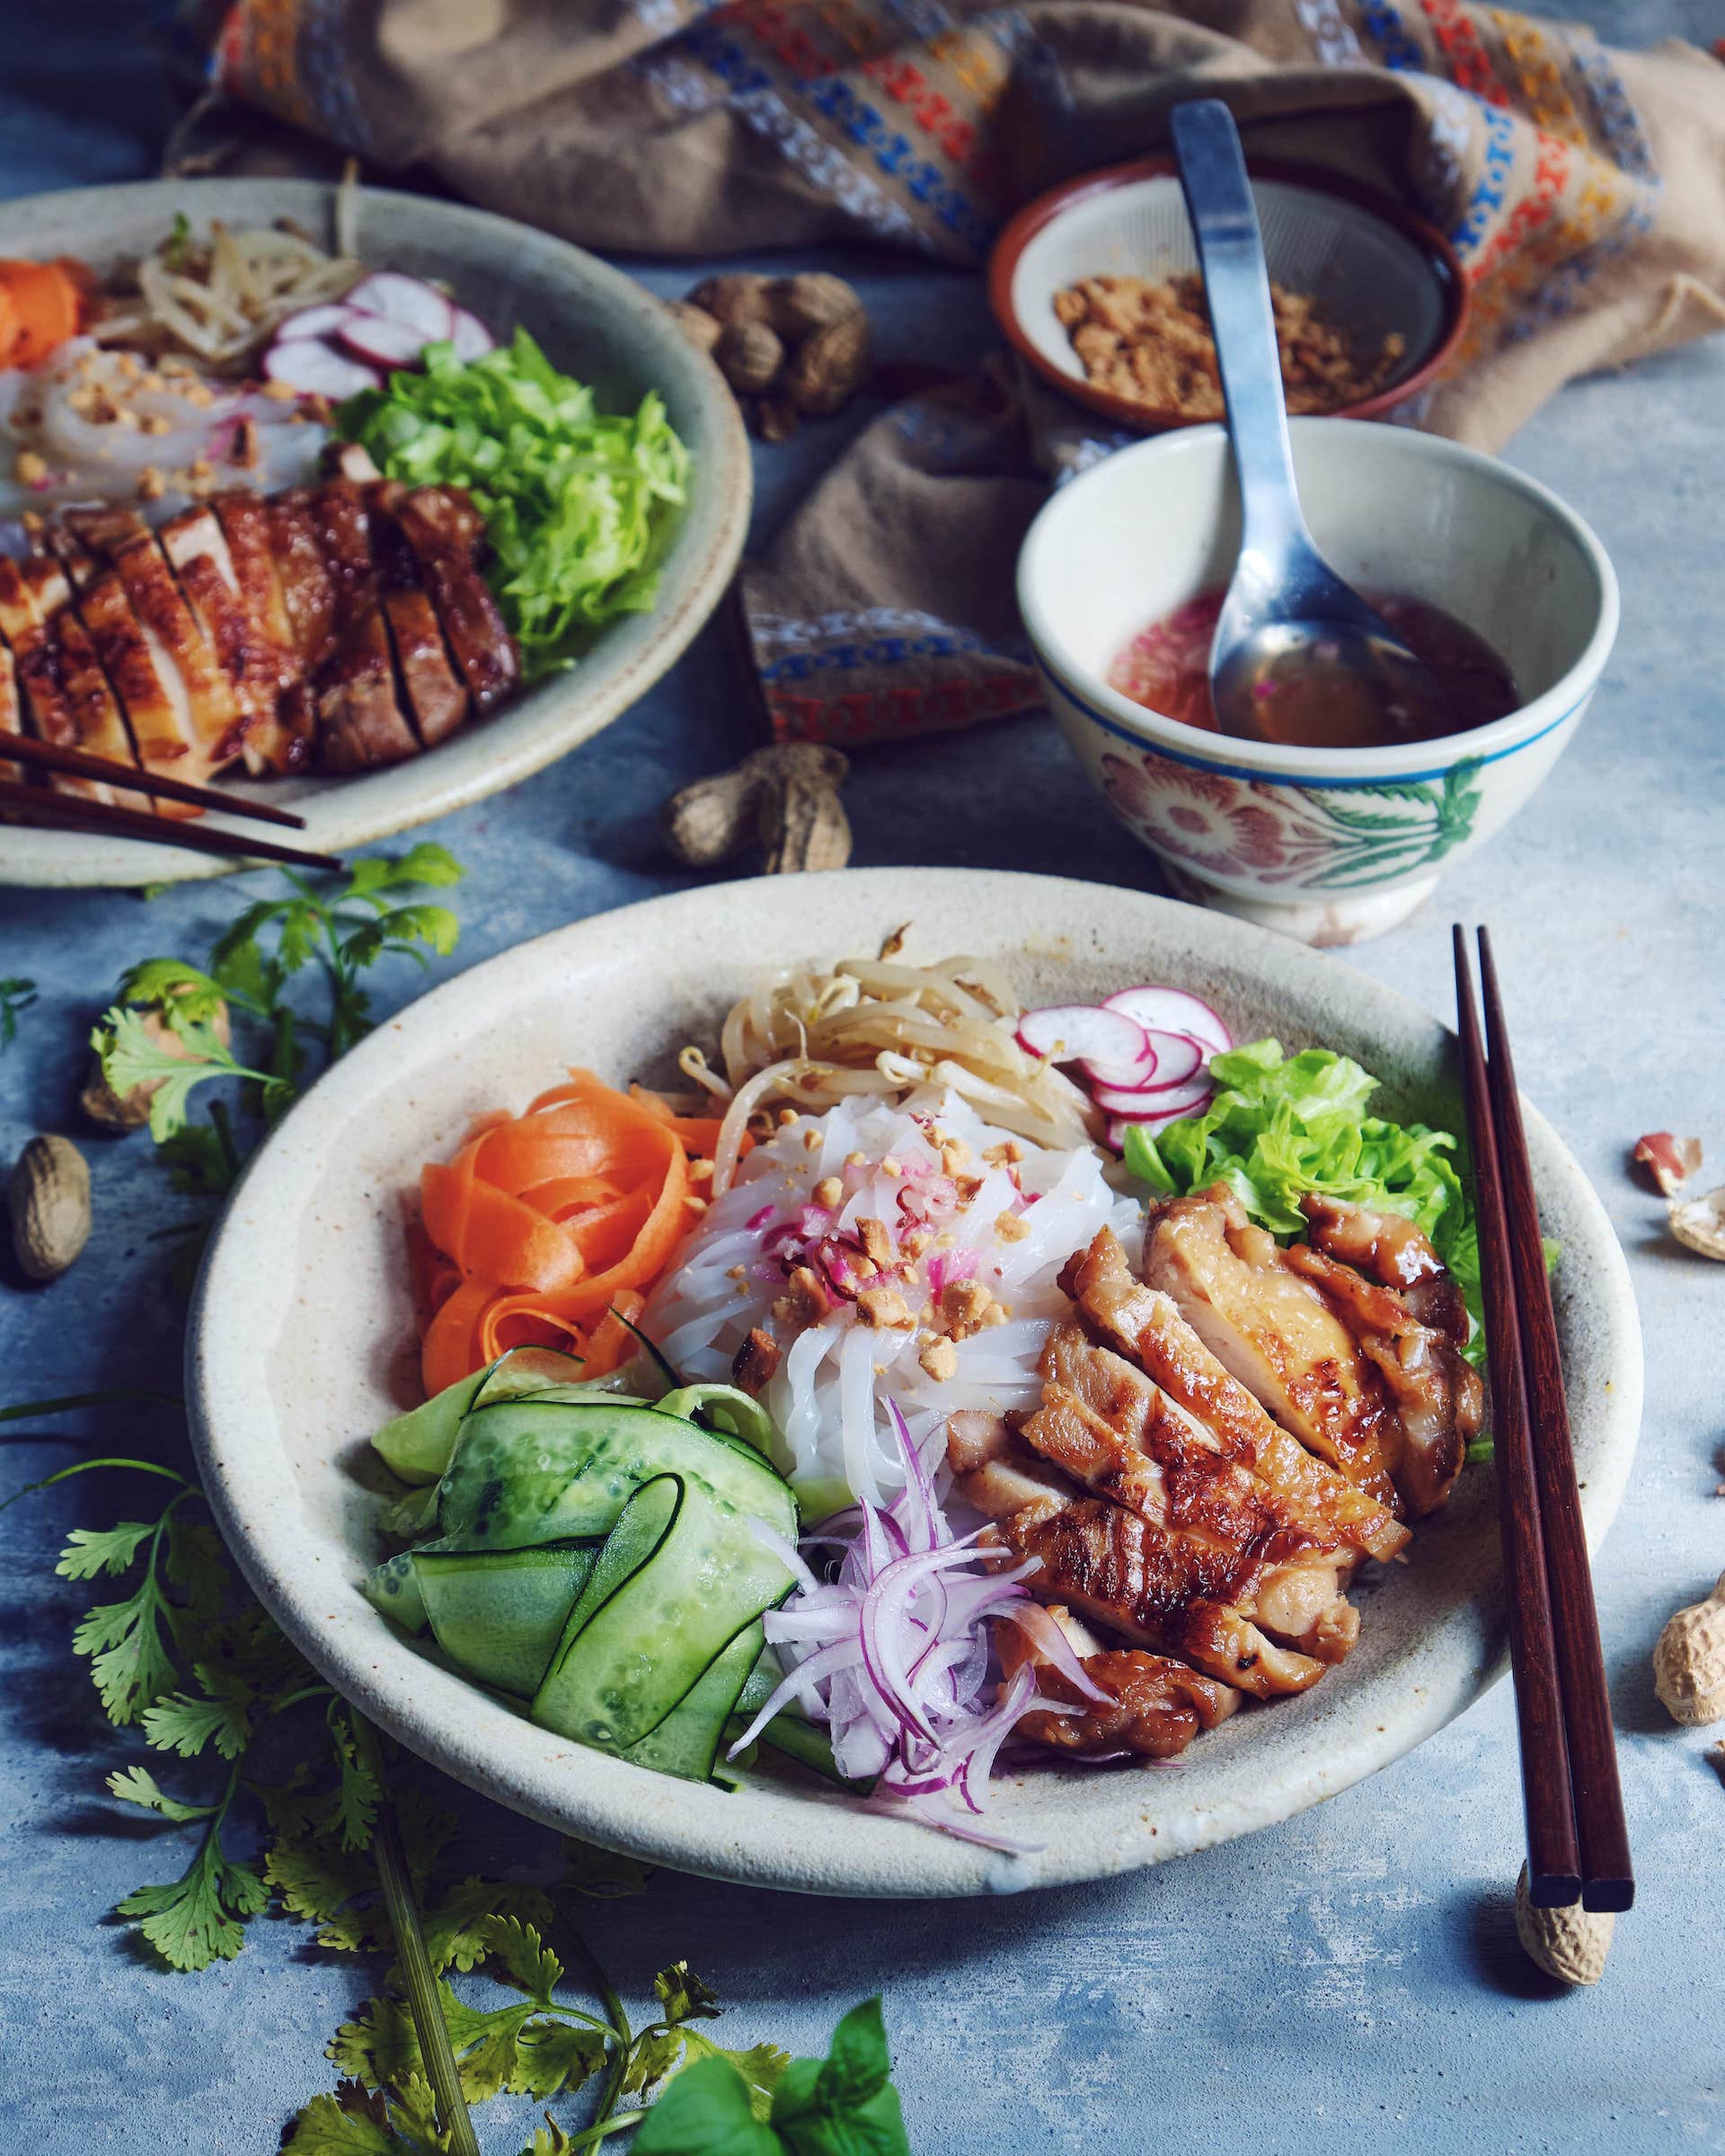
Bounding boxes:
[1109,588,1519,748]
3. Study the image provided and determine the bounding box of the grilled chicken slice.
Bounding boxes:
[1142,1189,1407,1512]
[305,480,420,772]
[74,567,212,797]
[0,641,22,785]
[1062,1228,1409,1561]
[158,508,298,770]
[997,1605,1238,1759]
[1030,1324,1360,1664]
[108,534,247,773]
[391,488,519,714]
[948,1413,1328,1698]
[0,557,149,809]
[212,491,314,774]
[268,488,341,675]
[1286,1197,1482,1517]
[368,498,469,747]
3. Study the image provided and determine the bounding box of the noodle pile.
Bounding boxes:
[680,953,1101,1194]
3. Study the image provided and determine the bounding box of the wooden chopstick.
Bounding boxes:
[1453,925,1581,1907]
[0,728,307,827]
[0,778,343,873]
[1476,928,1634,1913]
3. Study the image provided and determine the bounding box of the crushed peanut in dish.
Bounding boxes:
[1053,271,1406,418]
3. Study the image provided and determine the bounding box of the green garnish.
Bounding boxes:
[163,210,193,270]
[335,329,690,678]
[0,974,36,1047]
[1122,1038,1484,1352]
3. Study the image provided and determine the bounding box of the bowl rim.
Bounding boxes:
[0,175,753,888]
[987,154,1471,437]
[1016,416,1621,782]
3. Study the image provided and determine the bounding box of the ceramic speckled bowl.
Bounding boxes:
[1019,421,1619,947]
[186,870,1641,1897]
[0,179,750,888]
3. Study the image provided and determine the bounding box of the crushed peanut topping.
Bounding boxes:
[939,1139,970,1174]
[725,1264,748,1283]
[902,1229,932,1259]
[941,1279,995,1338]
[137,411,171,436]
[13,449,48,487]
[802,1127,822,1152]
[918,1337,959,1383]
[982,1140,1024,1168]
[776,1107,800,1128]
[845,1151,868,1168]
[857,1216,894,1270]
[995,1211,1031,1242]
[856,1284,914,1330]
[952,1174,984,1206]
[772,1264,827,1330]
[137,466,166,501]
[812,1176,845,1209]
[261,378,300,402]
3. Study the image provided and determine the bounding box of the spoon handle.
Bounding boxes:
[1171,100,1309,561]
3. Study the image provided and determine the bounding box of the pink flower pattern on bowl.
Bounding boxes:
[1099,746,1483,891]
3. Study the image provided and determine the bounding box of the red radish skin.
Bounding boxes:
[1102,985,1232,1058]
[340,315,434,369]
[1117,1029,1208,1094]
[1092,1071,1214,1118]
[263,340,383,398]
[343,272,456,342]
[272,303,360,342]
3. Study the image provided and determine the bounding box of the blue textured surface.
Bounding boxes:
[3,11,1724,2150]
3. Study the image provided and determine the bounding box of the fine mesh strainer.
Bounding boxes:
[989,155,1467,435]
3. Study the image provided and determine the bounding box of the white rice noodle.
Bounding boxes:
[643,1086,1142,1507]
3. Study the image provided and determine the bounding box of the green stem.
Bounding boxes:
[0,1391,182,1423]
[0,1455,189,1515]
[350,1715,480,2156]
[208,1099,243,1183]
[562,1923,634,2147]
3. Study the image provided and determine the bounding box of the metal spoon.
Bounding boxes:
[1170,100,1446,748]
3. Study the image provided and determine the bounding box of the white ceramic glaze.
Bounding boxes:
[1018,421,1618,946]
[0,179,751,888]
[185,869,1641,1898]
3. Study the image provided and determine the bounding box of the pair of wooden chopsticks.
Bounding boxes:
[1454,925,1632,1913]
[0,727,343,872]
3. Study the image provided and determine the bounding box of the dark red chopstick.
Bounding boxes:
[1453,927,1580,1906]
[0,777,343,873]
[1475,928,1633,1913]
[0,728,307,826]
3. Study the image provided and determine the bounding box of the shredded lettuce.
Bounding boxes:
[335,328,689,678]
[1122,1038,1484,1356]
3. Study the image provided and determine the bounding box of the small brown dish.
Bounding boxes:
[987,154,1469,436]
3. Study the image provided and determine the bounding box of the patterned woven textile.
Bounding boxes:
[206,0,1725,745]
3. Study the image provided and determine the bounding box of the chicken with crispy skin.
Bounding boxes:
[997,1604,1239,1759]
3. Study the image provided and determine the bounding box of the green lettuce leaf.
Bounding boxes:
[1121,1038,1484,1356]
[335,331,688,679]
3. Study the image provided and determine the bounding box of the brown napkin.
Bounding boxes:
[213,0,1725,745]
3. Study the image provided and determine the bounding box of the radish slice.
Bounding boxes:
[273,303,360,342]
[1103,985,1232,1057]
[340,315,433,369]
[262,340,383,399]
[1104,1091,1213,1152]
[1121,1029,1208,1094]
[447,305,495,360]
[1016,1003,1150,1073]
[1092,1070,1214,1118]
[344,271,456,341]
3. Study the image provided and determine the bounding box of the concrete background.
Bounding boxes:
[1,4,1721,2148]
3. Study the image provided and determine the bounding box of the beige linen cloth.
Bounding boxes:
[210,0,1725,743]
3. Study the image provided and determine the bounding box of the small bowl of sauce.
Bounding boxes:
[1017,417,1618,945]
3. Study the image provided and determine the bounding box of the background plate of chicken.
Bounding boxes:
[185,870,1641,1895]
[0,178,749,886]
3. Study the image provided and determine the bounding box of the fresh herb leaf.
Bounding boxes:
[108,1763,218,1822]
[677,2035,792,2123]
[634,2054,783,2156]
[769,1999,908,2156]
[654,1960,722,2027]
[0,974,36,1047]
[141,1672,252,1760]
[116,1817,270,1972]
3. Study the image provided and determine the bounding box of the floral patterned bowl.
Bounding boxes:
[1017,419,1618,944]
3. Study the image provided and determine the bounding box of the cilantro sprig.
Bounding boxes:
[88,844,464,1275]
[1,974,35,1047]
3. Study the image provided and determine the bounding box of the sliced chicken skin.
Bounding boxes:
[73,567,213,796]
[267,488,340,673]
[997,1605,1239,1760]
[0,642,22,785]
[305,481,420,772]
[1284,1205,1482,1517]
[1062,1227,1409,1562]
[0,557,148,809]
[109,534,247,771]
[1143,1188,1406,1512]
[1299,1193,1446,1291]
[158,508,295,765]
[367,495,469,746]
[1029,1324,1361,1664]
[391,487,519,714]
[211,491,313,774]
[948,1415,1328,1698]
